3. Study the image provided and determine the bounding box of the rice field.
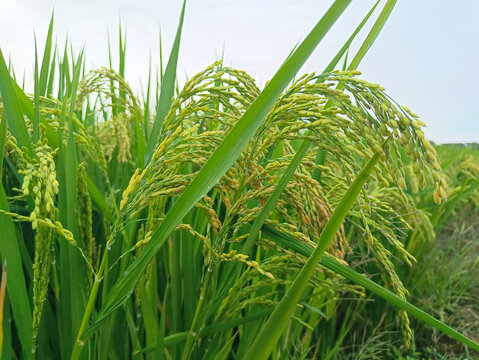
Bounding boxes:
[0,1,478,359]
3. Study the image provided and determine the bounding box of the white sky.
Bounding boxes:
[0,0,478,143]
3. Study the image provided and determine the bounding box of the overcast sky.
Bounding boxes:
[0,0,478,143]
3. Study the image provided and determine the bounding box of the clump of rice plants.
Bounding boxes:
[0,1,477,359]
[342,143,479,359]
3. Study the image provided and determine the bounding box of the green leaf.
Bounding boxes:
[56,49,86,358]
[135,118,146,169]
[138,263,158,360]
[0,187,34,360]
[46,49,56,97]
[85,176,114,222]
[144,0,187,163]
[39,13,54,96]
[213,331,237,360]
[156,286,169,360]
[0,107,6,171]
[144,55,153,139]
[33,38,40,142]
[322,0,379,74]
[65,50,86,354]
[13,81,58,147]
[0,49,32,154]
[347,0,397,71]
[261,225,479,353]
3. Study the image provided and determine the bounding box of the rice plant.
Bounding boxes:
[0,1,477,359]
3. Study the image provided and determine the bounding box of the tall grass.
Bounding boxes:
[0,1,477,359]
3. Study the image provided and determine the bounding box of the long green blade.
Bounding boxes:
[92,0,351,331]
[65,50,84,352]
[39,13,54,96]
[322,0,379,74]
[261,225,479,353]
[144,0,186,163]
[0,49,32,154]
[56,49,85,357]
[33,38,40,142]
[0,188,34,360]
[348,0,397,70]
